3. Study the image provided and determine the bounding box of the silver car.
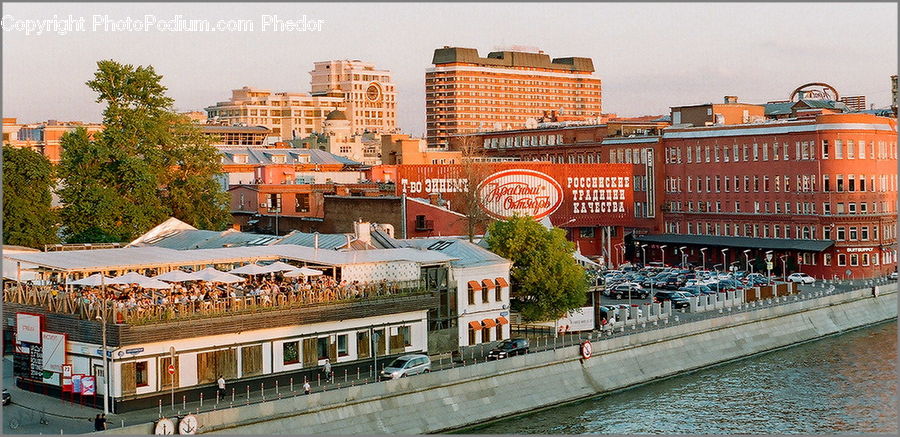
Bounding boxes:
[379,354,431,380]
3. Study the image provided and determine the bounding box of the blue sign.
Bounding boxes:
[500,311,509,316]
[125,348,144,355]
[95,349,112,358]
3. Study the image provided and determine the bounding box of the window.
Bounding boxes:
[823,175,830,192]
[774,143,780,160]
[861,227,869,241]
[399,325,412,347]
[862,253,870,266]
[295,194,310,213]
[754,176,759,192]
[849,227,858,241]
[337,334,349,357]
[762,143,769,161]
[282,341,301,365]
[858,140,866,160]
[733,144,740,161]
[837,254,846,266]
[847,140,855,159]
[835,139,843,159]
[850,254,859,266]
[468,326,476,346]
[837,203,845,214]
[317,337,330,360]
[824,253,832,265]
[823,203,831,215]
[135,361,149,387]
[687,146,692,163]
[837,175,844,192]
[467,283,476,305]
[849,203,857,214]
[716,176,721,192]
[496,282,502,301]
[774,225,781,238]
[580,228,595,238]
[743,144,749,161]
[753,143,759,161]
[859,176,866,192]
[837,227,846,241]
[822,140,829,159]
[848,175,855,192]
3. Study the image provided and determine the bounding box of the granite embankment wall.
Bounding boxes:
[106,285,897,435]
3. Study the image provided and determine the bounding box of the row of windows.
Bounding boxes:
[666,139,898,164]
[665,174,897,195]
[429,75,601,88]
[484,134,563,148]
[823,251,896,267]
[670,199,895,216]
[466,282,504,306]
[666,221,895,243]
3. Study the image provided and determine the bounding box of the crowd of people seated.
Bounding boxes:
[4,271,411,317]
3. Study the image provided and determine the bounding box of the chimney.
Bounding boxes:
[313,232,319,249]
[353,219,371,244]
[428,193,441,206]
[232,223,241,231]
[345,234,352,249]
[724,96,738,104]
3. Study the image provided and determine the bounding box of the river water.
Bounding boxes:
[469,321,897,434]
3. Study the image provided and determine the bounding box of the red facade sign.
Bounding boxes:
[396,163,634,227]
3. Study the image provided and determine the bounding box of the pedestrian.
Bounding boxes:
[217,375,226,401]
[98,413,108,430]
[303,380,311,395]
[323,359,332,382]
[92,414,102,431]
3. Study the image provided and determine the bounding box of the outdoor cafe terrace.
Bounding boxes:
[2,245,455,326]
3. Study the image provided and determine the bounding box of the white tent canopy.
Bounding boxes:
[227,263,270,275]
[153,270,197,283]
[260,261,299,274]
[67,273,116,287]
[284,267,323,278]
[110,272,153,285]
[136,278,174,289]
[188,267,245,284]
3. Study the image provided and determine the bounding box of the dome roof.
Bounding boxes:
[325,110,348,121]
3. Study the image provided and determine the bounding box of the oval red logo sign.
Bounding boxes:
[477,169,563,219]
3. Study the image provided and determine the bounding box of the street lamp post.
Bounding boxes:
[659,245,667,267]
[679,246,687,268]
[765,251,774,284]
[743,249,752,274]
[700,248,707,271]
[720,249,729,273]
[95,313,109,415]
[640,244,648,267]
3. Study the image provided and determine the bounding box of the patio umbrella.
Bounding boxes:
[260,261,299,274]
[153,270,197,282]
[227,263,270,275]
[188,267,246,284]
[284,267,324,278]
[109,272,153,285]
[136,278,174,289]
[67,273,116,287]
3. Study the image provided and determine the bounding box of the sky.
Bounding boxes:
[3,2,897,137]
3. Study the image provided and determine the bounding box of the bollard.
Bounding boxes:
[159,399,162,418]
[290,377,294,392]
[345,369,348,383]
[357,368,360,380]
[318,374,321,387]
[183,395,186,411]
[261,382,265,400]
[369,365,372,378]
[200,392,203,407]
[121,420,124,428]
[232,387,235,404]
[276,380,279,397]
[246,385,250,405]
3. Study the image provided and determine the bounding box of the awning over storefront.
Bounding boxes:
[482,319,497,329]
[468,320,483,330]
[482,278,496,289]
[495,277,509,288]
[467,280,482,291]
[633,234,834,252]
[496,316,509,325]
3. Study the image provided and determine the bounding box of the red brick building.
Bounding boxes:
[645,112,897,279]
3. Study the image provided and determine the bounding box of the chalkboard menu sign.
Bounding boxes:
[13,352,30,377]
[29,344,43,380]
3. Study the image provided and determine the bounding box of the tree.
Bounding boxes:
[453,135,492,242]
[485,215,588,322]
[59,60,230,242]
[2,145,59,247]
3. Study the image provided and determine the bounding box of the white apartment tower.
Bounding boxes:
[310,60,398,135]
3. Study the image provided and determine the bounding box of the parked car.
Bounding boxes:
[379,354,431,380]
[604,283,649,299]
[890,271,898,280]
[487,338,529,360]
[743,273,770,287]
[2,389,9,406]
[664,275,687,289]
[788,273,816,284]
[653,291,691,309]
[678,285,716,296]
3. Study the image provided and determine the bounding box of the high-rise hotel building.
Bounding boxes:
[310,60,398,134]
[205,60,397,140]
[425,46,602,148]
